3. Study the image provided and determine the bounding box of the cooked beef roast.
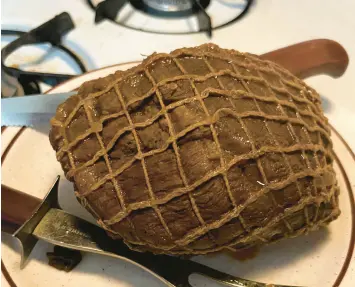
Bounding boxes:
[49,44,340,255]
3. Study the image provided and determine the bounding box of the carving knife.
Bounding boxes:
[1,91,76,127]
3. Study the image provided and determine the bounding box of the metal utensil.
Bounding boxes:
[1,91,76,126]
[1,177,298,287]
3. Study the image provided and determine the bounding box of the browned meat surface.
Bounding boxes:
[49,44,340,255]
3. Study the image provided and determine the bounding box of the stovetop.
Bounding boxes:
[87,0,252,35]
[1,0,355,151]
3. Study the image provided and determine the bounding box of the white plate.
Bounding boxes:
[2,63,355,287]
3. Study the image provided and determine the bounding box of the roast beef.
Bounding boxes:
[49,44,340,255]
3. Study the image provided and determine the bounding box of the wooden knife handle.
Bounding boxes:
[260,39,349,79]
[1,184,41,234]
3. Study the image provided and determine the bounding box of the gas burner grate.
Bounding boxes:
[87,0,253,37]
[1,12,87,97]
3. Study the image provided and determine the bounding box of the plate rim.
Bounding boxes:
[1,63,355,287]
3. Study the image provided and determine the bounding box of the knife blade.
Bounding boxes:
[1,178,298,287]
[1,92,76,127]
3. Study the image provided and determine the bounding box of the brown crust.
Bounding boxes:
[1,63,354,287]
[49,44,340,255]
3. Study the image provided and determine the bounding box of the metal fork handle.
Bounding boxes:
[127,252,301,287]
[180,261,298,287]
[83,242,300,287]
